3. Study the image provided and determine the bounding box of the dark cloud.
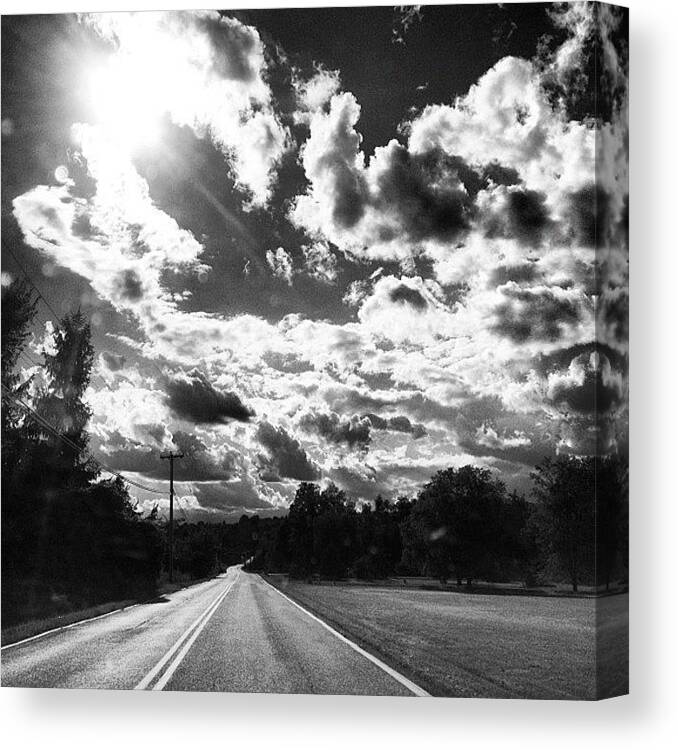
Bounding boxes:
[166,369,254,424]
[491,286,582,343]
[481,162,521,187]
[364,413,426,438]
[194,480,274,512]
[389,284,428,310]
[257,421,319,481]
[490,263,538,287]
[451,397,556,467]
[100,351,126,371]
[372,145,479,242]
[485,188,551,246]
[187,12,262,84]
[299,410,371,450]
[103,430,236,482]
[546,354,624,416]
[118,269,144,301]
[565,183,611,247]
[532,343,625,379]
[599,287,628,348]
[323,386,396,415]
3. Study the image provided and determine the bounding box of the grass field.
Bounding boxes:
[269,578,628,700]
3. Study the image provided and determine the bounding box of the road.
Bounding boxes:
[1,566,424,696]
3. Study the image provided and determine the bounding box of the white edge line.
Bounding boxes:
[2,574,230,654]
[152,574,239,691]
[259,576,431,698]
[1,603,142,652]
[135,573,238,691]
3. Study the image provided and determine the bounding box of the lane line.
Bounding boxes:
[1,576,227,652]
[259,577,431,697]
[1,604,142,652]
[135,571,239,690]
[152,574,239,691]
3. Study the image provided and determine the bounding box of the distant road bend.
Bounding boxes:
[1,566,428,696]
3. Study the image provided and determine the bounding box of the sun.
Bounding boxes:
[85,54,166,154]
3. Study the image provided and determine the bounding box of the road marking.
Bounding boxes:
[259,577,431,697]
[1,604,142,651]
[135,571,239,691]
[1,575,228,652]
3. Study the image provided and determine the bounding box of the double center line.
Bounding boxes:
[135,570,239,691]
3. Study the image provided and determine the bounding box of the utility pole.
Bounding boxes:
[160,451,184,583]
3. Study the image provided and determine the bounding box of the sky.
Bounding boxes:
[1,3,629,522]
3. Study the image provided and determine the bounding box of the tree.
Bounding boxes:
[531,456,596,591]
[595,455,628,590]
[1,305,163,625]
[354,497,402,579]
[1,278,38,455]
[287,482,323,576]
[402,466,507,585]
[31,310,97,486]
[497,491,538,585]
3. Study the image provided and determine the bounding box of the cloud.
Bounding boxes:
[100,351,126,371]
[299,410,371,451]
[256,421,320,481]
[292,92,367,236]
[165,369,254,424]
[364,413,426,439]
[389,283,428,310]
[546,351,624,417]
[194,479,275,513]
[302,241,338,284]
[482,187,551,247]
[293,66,342,123]
[100,429,237,482]
[490,284,588,344]
[291,99,482,263]
[266,246,294,285]
[356,275,454,343]
[117,268,144,301]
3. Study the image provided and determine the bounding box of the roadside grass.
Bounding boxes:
[1,599,139,647]
[1,573,221,647]
[266,578,628,700]
[596,594,629,698]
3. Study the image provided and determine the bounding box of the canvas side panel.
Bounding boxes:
[594,0,629,701]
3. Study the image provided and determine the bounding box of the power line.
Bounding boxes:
[160,450,185,581]
[4,247,115,393]
[1,384,164,495]
[173,493,189,523]
[18,350,42,372]
[3,243,62,321]
[3,248,167,485]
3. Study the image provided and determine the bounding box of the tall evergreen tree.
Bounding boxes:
[31,310,98,487]
[1,278,38,448]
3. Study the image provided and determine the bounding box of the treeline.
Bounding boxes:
[2,280,162,626]
[243,457,628,592]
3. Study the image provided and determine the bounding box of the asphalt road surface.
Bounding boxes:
[1,566,425,696]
